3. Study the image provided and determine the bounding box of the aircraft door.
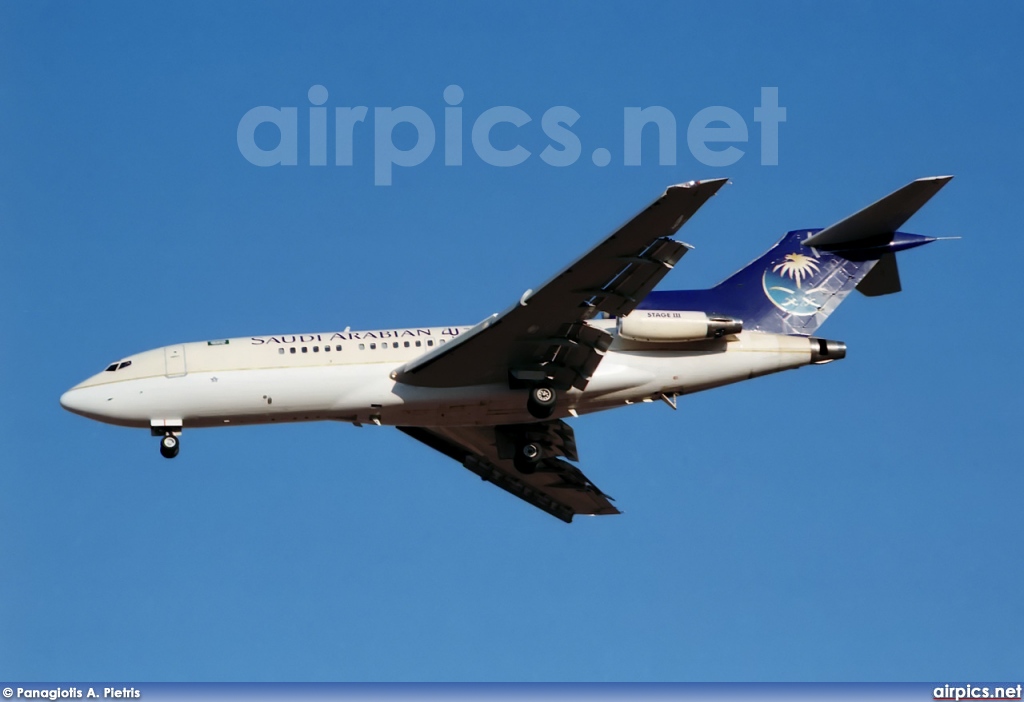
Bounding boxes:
[164,345,187,377]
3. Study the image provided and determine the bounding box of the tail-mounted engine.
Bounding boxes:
[617,310,743,343]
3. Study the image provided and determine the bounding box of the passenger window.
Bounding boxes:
[290,348,296,354]
[313,346,319,352]
[324,345,330,352]
[370,343,376,350]
[278,348,285,355]
[440,339,446,344]
[427,340,433,347]
[336,345,342,351]
[403,341,410,348]
[301,347,308,353]
[415,340,421,347]
[358,343,365,350]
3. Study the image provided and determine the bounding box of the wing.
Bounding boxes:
[395,179,727,391]
[397,420,618,523]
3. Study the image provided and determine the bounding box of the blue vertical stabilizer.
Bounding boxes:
[637,176,951,336]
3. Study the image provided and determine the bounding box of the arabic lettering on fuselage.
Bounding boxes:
[249,327,467,345]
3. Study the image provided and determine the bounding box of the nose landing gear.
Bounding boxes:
[151,421,183,459]
[159,434,180,459]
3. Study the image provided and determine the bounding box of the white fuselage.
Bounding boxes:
[59,321,821,431]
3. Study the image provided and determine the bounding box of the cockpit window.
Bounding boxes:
[118,360,132,370]
[105,360,132,372]
[105,363,119,372]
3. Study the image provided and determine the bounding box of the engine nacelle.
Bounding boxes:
[618,310,743,342]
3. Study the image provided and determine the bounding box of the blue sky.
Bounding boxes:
[2,0,1023,682]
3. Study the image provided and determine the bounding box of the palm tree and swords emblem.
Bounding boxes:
[762,251,830,315]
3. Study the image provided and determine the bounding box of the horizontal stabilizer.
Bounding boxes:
[803,176,952,249]
[856,252,901,296]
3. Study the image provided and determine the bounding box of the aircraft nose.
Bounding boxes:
[60,387,84,414]
[60,385,100,418]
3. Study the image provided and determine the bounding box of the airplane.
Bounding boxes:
[60,176,952,523]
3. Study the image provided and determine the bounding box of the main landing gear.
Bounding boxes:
[513,441,543,474]
[526,386,556,419]
[515,387,556,471]
[159,433,180,459]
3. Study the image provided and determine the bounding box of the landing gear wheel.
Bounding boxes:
[527,386,556,419]
[513,442,543,474]
[159,434,180,459]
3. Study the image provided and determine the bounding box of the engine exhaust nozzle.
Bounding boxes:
[810,338,847,364]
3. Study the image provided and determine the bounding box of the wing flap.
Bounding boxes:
[397,422,618,523]
[594,237,692,316]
